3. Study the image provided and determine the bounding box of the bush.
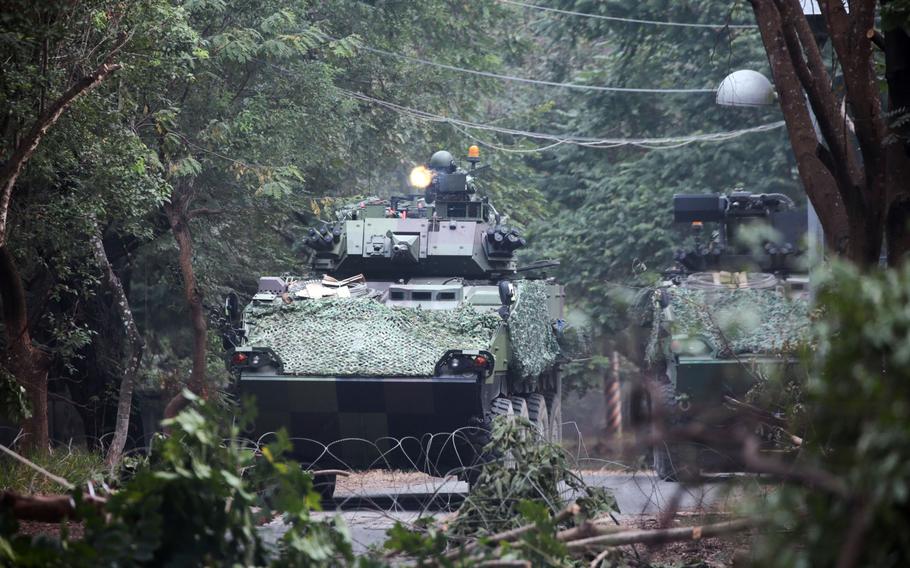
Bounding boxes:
[384,416,617,566]
[753,262,910,567]
[0,391,357,567]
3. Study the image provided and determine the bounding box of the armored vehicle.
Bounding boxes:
[222,148,566,496]
[631,192,810,480]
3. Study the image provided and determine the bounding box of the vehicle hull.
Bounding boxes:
[672,356,801,423]
[239,373,484,473]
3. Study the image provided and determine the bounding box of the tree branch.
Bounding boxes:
[90,227,145,469]
[0,491,106,523]
[565,518,757,551]
[776,0,863,193]
[0,33,128,246]
[819,0,887,216]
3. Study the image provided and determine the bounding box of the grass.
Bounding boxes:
[0,446,108,494]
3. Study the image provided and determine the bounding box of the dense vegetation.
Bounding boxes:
[0,0,802,446]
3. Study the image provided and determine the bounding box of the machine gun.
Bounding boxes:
[670,192,806,276]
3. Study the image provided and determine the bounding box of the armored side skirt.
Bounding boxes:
[673,357,801,403]
[238,374,484,474]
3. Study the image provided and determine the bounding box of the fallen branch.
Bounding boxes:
[589,547,612,568]
[555,521,624,542]
[723,396,787,427]
[565,518,757,551]
[445,503,579,561]
[0,491,106,523]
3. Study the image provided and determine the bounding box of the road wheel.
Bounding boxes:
[622,378,652,462]
[651,381,697,482]
[524,393,549,441]
[491,397,517,470]
[491,397,514,420]
[462,399,507,487]
[545,392,562,444]
[509,396,529,419]
[313,473,336,501]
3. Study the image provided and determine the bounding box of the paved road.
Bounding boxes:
[258,472,744,555]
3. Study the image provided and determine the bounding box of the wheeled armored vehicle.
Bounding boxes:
[630,192,810,480]
[222,149,566,496]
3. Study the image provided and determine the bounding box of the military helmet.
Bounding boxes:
[428,150,455,172]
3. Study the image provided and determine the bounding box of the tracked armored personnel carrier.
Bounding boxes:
[222,148,565,495]
[631,192,810,480]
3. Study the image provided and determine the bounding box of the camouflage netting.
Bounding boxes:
[245,298,501,376]
[646,287,810,363]
[510,281,561,378]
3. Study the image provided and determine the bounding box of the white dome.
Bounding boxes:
[716,70,775,108]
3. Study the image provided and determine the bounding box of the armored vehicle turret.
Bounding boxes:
[629,191,810,480]
[223,147,566,497]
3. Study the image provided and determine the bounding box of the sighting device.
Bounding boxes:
[671,192,806,275]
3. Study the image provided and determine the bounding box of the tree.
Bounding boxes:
[0,3,127,450]
[748,0,910,265]
[517,0,798,328]
[0,0,196,451]
[0,0,547,453]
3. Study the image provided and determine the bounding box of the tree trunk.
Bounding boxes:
[0,38,126,451]
[90,229,144,468]
[750,0,857,259]
[883,20,910,263]
[164,194,208,399]
[751,0,891,266]
[0,246,50,451]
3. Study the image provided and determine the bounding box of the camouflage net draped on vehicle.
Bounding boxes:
[509,281,561,378]
[244,298,501,376]
[646,287,810,363]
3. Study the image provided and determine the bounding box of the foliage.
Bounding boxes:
[0,392,360,567]
[384,416,617,566]
[0,399,620,566]
[753,262,910,567]
[447,416,616,537]
[0,366,31,424]
[517,0,799,335]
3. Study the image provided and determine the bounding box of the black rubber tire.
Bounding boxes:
[313,473,336,501]
[651,381,697,482]
[524,393,549,441]
[621,379,653,464]
[465,397,516,487]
